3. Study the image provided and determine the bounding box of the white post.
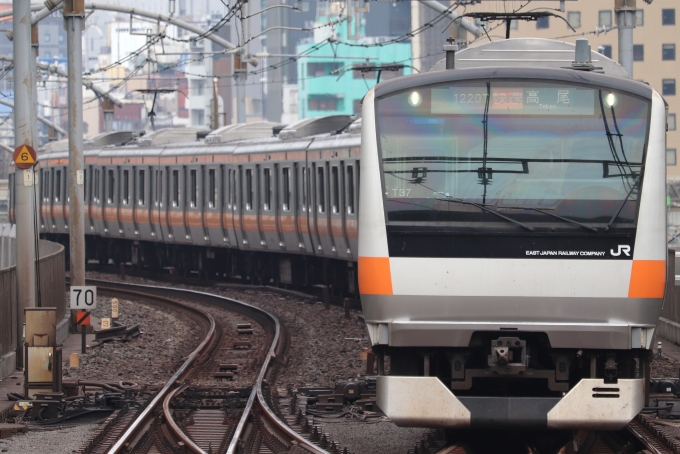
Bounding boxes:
[615,0,636,78]
[12,0,38,367]
[65,0,86,287]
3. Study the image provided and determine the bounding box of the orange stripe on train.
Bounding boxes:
[628,260,666,298]
[358,257,393,295]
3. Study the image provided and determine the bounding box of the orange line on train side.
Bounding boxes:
[358,257,393,295]
[628,260,666,298]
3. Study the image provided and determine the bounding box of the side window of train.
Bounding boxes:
[245,168,253,210]
[331,166,339,214]
[317,166,325,213]
[122,169,130,205]
[208,168,216,209]
[139,169,145,206]
[263,168,271,211]
[172,169,179,207]
[55,169,61,202]
[282,167,291,211]
[190,169,198,208]
[346,165,354,214]
[43,170,50,202]
[301,167,307,212]
[107,169,115,204]
[94,169,99,203]
[154,169,162,207]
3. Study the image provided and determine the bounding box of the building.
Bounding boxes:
[296,5,412,119]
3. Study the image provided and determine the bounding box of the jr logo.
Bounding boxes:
[610,245,631,257]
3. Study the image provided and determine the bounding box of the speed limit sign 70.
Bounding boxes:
[70,286,97,310]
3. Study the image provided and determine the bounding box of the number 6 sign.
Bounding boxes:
[70,286,97,310]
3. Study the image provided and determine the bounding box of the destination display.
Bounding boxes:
[431,86,596,116]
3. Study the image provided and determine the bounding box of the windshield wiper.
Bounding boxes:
[435,197,534,232]
[499,206,598,232]
[605,175,641,232]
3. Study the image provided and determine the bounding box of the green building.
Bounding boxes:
[296,15,412,119]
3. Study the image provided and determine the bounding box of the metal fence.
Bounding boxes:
[0,225,66,380]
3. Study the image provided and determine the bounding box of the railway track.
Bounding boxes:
[72,280,330,454]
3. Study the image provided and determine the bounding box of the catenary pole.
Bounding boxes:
[615,0,636,78]
[64,0,85,287]
[12,0,37,367]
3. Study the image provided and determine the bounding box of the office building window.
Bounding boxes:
[599,10,612,27]
[663,79,676,96]
[663,9,675,25]
[633,45,644,61]
[668,149,677,166]
[536,16,549,29]
[636,9,644,26]
[599,45,613,59]
[663,44,676,61]
[567,12,581,29]
[308,95,341,111]
[44,33,51,42]
[668,113,677,131]
[307,62,342,77]
[58,34,64,43]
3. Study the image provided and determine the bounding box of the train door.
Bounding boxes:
[344,160,359,259]
[297,163,313,253]
[184,165,199,242]
[119,166,133,237]
[233,165,246,247]
[242,165,262,249]
[279,163,297,251]
[84,165,95,234]
[330,160,350,259]
[53,167,67,232]
[39,167,49,233]
[219,165,233,247]
[167,166,183,242]
[135,166,153,240]
[92,167,104,235]
[249,164,264,249]
[103,166,115,235]
[150,166,162,242]
[313,160,335,256]
[260,164,277,249]
[204,165,221,245]
[159,166,174,243]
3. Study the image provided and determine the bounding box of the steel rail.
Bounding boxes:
[92,280,328,454]
[163,385,205,453]
[95,285,216,454]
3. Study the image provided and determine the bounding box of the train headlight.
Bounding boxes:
[604,93,618,108]
[408,91,422,107]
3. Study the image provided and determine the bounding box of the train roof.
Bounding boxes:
[430,38,630,77]
[37,115,362,164]
[374,65,653,100]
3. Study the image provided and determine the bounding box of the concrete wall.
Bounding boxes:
[0,225,68,380]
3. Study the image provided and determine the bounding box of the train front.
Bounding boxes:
[358,67,667,430]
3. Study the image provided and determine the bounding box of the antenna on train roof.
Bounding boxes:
[568,38,603,73]
[443,37,458,70]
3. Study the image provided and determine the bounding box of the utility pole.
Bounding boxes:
[211,76,219,130]
[64,0,86,287]
[12,0,38,366]
[615,0,636,78]
[30,25,39,145]
[234,53,246,124]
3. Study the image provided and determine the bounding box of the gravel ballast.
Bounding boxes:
[0,423,100,453]
[63,295,203,386]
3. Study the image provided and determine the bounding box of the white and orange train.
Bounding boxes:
[360,39,667,430]
[9,38,668,430]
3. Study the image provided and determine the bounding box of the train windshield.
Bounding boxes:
[376,80,650,229]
